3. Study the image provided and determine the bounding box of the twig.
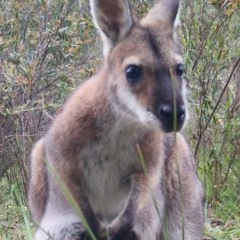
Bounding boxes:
[195,57,240,157]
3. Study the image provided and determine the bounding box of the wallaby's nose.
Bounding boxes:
[159,104,186,132]
[160,105,186,121]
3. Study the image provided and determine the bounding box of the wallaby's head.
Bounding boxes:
[90,0,186,133]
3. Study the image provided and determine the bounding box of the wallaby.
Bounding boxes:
[28,0,204,239]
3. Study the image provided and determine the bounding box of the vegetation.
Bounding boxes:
[0,0,239,239]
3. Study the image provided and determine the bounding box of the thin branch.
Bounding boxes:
[195,57,240,157]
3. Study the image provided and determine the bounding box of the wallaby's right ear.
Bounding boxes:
[141,0,181,28]
[90,0,133,56]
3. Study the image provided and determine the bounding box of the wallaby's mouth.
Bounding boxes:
[157,104,186,133]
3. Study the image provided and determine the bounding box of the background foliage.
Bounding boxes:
[0,0,239,239]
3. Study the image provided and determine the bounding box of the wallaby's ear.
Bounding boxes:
[142,0,181,28]
[90,0,133,56]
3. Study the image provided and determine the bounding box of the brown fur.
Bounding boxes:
[28,139,48,223]
[28,0,204,239]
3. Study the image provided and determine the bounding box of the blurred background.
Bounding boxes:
[0,0,239,239]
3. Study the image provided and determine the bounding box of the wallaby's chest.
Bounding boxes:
[78,129,141,221]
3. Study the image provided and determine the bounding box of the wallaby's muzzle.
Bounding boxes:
[159,103,186,132]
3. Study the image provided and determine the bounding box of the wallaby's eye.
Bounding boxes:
[125,65,143,83]
[176,63,185,77]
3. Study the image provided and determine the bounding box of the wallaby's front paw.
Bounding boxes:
[35,222,88,240]
[109,218,133,240]
[58,222,87,240]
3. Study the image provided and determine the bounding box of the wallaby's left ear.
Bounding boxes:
[142,0,181,28]
[90,0,133,56]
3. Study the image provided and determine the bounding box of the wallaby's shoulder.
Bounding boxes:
[45,67,112,152]
[164,132,197,170]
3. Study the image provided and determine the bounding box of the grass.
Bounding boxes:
[204,216,240,240]
[0,179,33,240]
[182,2,240,239]
[0,0,240,239]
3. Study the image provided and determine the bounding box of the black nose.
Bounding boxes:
[159,104,186,132]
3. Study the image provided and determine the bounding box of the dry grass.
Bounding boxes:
[0,0,239,239]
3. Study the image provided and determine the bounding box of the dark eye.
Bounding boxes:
[125,65,143,83]
[176,63,185,77]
